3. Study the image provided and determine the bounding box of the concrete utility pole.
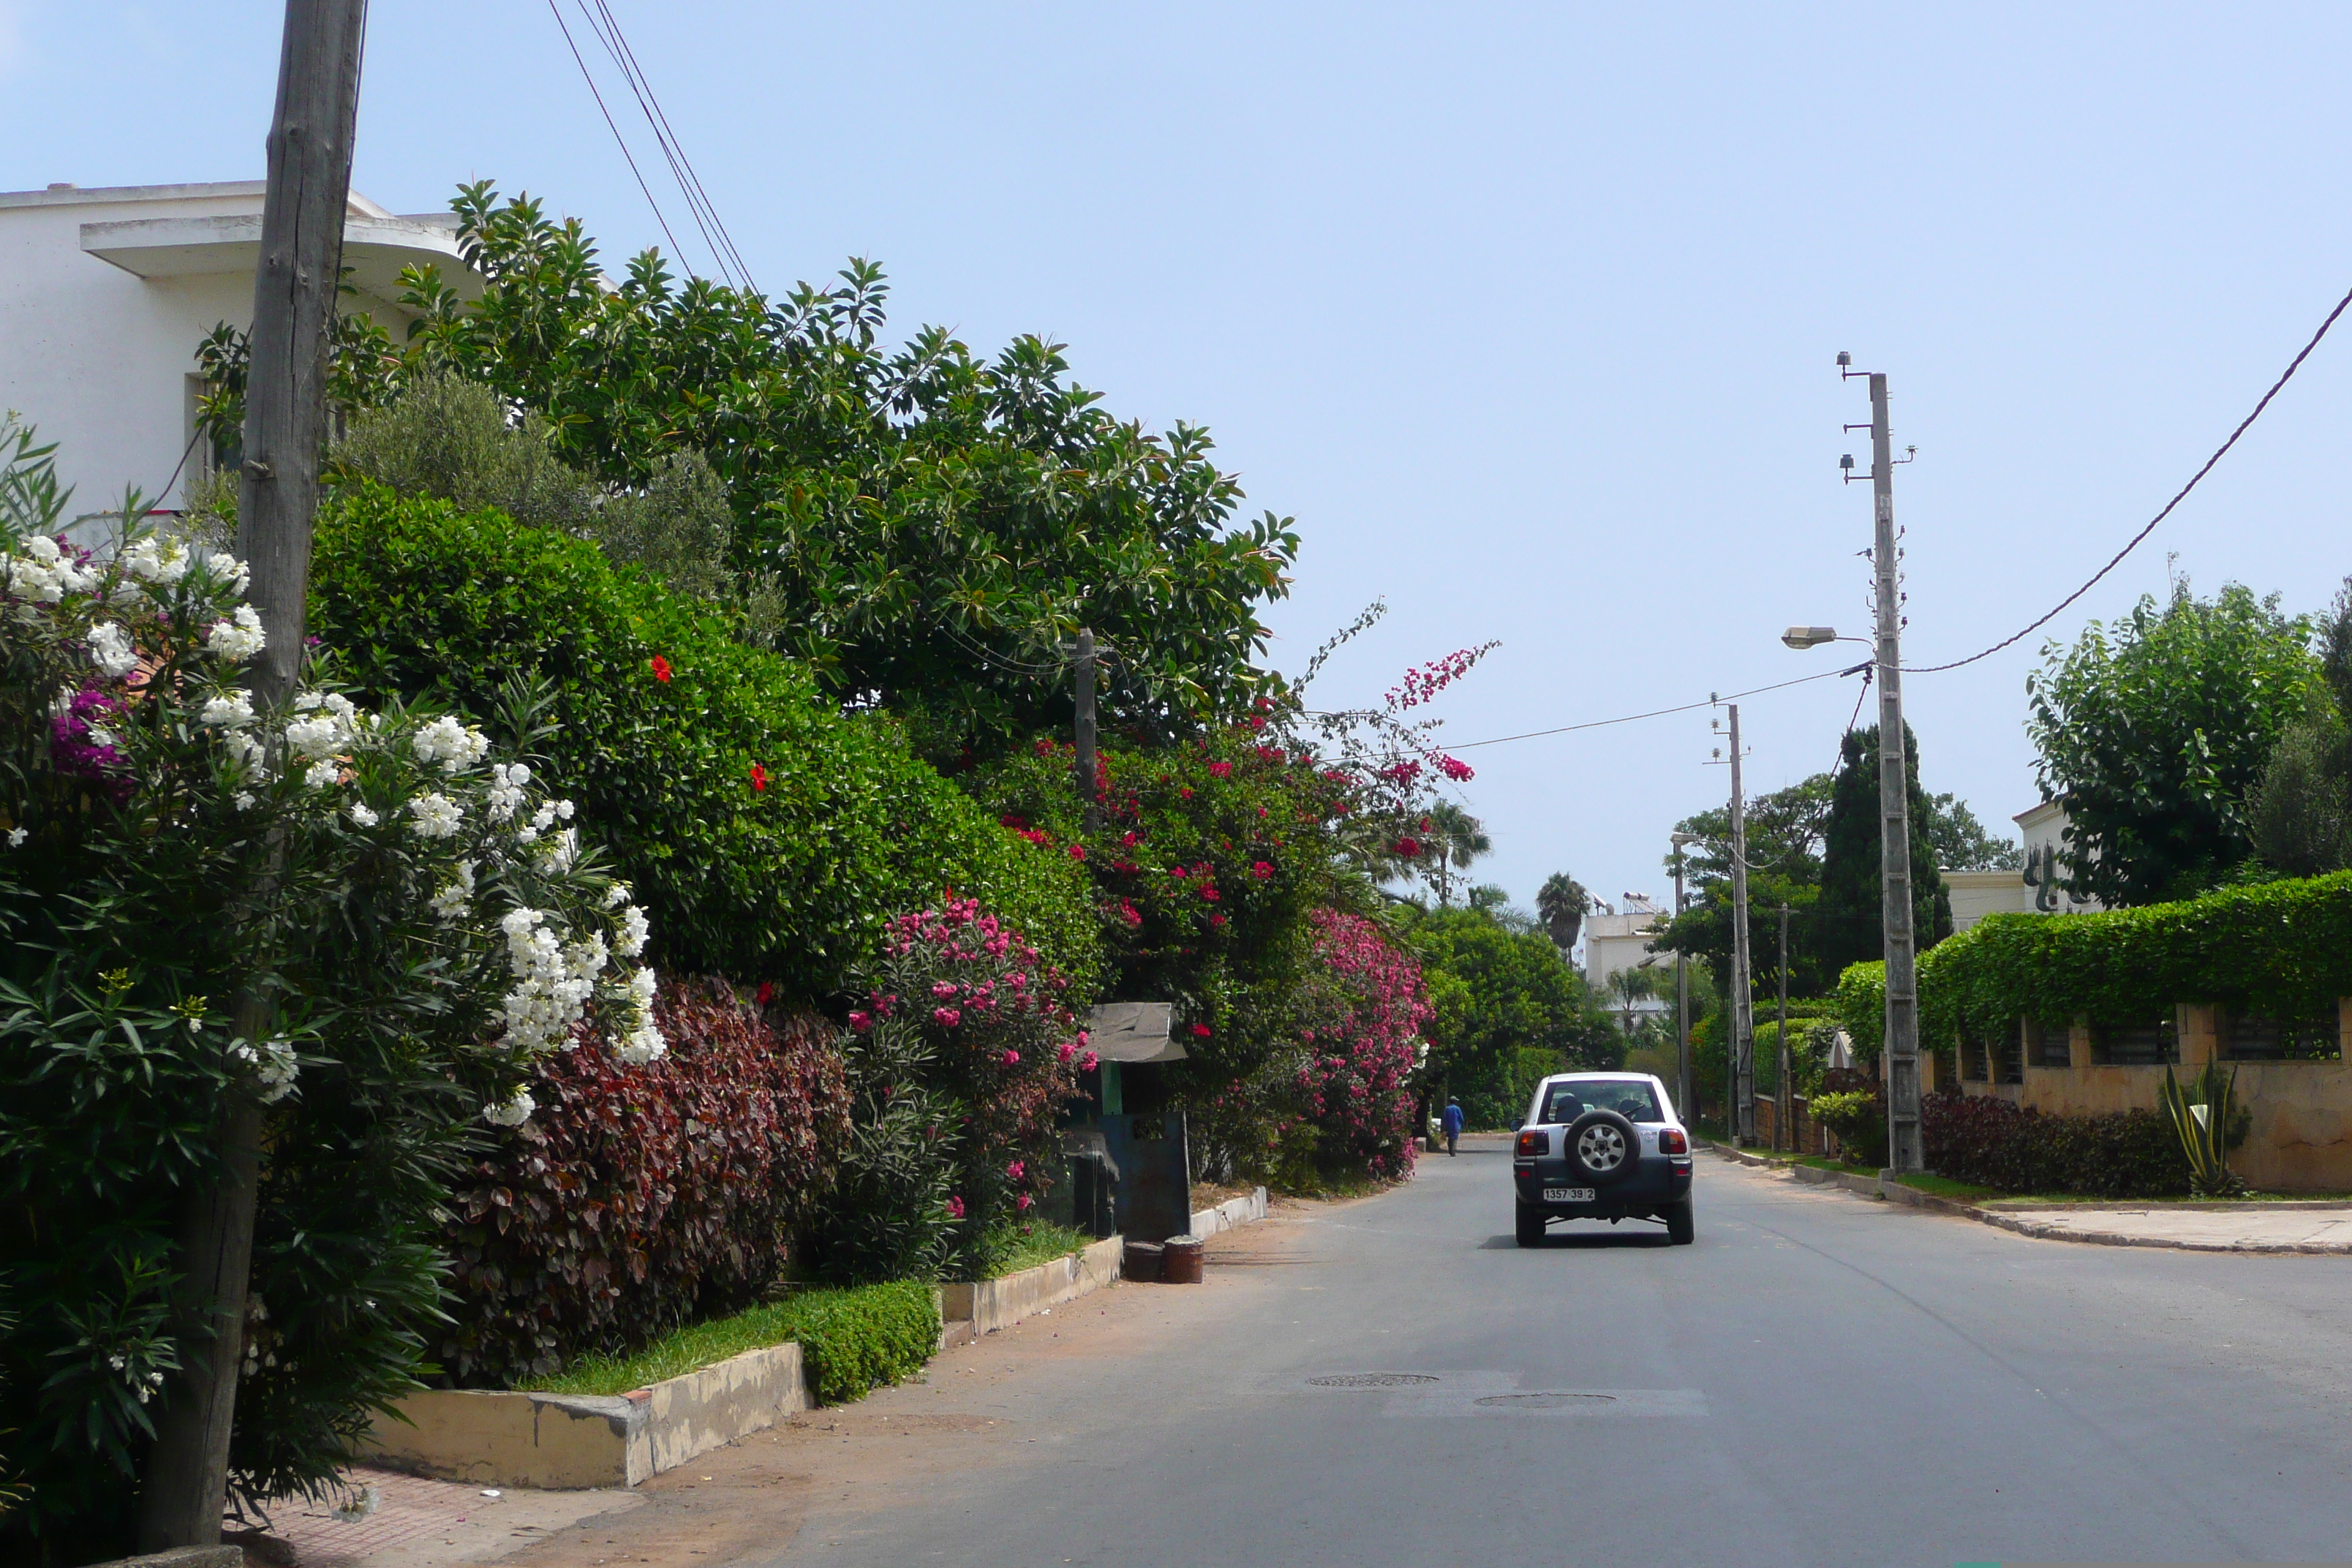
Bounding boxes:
[137,0,368,1549]
[1860,369,1923,1174]
[1726,704,1756,1145]
[1776,902,1793,1153]
[1073,627,1098,832]
[1670,832,1698,1124]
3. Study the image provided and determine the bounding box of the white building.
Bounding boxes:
[1582,893,1671,1025]
[0,180,479,521]
[1944,800,2103,933]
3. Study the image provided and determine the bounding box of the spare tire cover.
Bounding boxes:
[1565,1108,1641,1186]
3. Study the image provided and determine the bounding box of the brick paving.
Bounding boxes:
[262,1466,636,1568]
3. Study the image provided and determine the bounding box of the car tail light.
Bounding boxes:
[1658,1128,1689,1155]
[1515,1129,1545,1158]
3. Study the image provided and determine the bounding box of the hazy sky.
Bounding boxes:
[10,3,2351,915]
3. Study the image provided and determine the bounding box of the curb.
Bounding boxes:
[1700,1141,2352,1254]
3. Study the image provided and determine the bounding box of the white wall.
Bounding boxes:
[0,184,263,515]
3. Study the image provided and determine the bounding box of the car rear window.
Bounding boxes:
[1540,1079,1662,1125]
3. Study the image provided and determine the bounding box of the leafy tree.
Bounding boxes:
[2249,579,2352,878]
[1922,792,2021,871]
[2028,582,2322,905]
[1605,962,1663,1033]
[201,187,1300,758]
[1535,872,1591,951]
[1817,723,1953,978]
[1418,800,1490,906]
[1654,774,1833,1000]
[1404,905,1616,1128]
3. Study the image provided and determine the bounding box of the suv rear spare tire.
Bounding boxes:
[1564,1108,1640,1186]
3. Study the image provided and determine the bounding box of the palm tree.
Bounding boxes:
[1607,963,1662,1034]
[1424,801,1490,905]
[1536,872,1591,951]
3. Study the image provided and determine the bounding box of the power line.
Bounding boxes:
[544,0,690,270]
[1904,277,2352,674]
[595,0,757,293]
[1444,664,1867,752]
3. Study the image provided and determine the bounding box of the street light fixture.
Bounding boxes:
[1782,626,1839,650]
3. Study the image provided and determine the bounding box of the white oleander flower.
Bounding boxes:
[204,606,266,662]
[233,791,257,810]
[428,859,477,921]
[617,904,651,958]
[348,802,379,827]
[304,759,340,791]
[201,691,255,728]
[230,1036,300,1103]
[121,535,191,585]
[285,706,356,761]
[5,827,26,848]
[538,826,578,872]
[412,716,489,774]
[3,534,95,603]
[86,621,137,679]
[483,1090,536,1128]
[605,881,633,908]
[617,1021,668,1065]
[407,793,462,839]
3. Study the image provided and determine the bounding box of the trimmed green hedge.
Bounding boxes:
[1829,871,2352,1053]
[534,1279,941,1404]
[309,484,1102,998]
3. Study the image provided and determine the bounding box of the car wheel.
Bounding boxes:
[1564,1108,1641,1186]
[1665,1198,1695,1245]
[1515,1203,1547,1247]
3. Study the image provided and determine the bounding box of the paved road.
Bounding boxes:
[568,1139,2352,1568]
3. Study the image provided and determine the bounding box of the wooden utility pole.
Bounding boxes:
[1727,704,1756,1145]
[1073,627,1098,832]
[137,0,367,1548]
[1776,902,1793,1153]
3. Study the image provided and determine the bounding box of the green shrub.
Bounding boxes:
[1810,1088,1888,1167]
[535,1279,940,1405]
[308,483,1102,998]
[1923,1092,2189,1197]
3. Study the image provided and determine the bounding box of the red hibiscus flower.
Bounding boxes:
[750,763,769,791]
[650,655,673,683]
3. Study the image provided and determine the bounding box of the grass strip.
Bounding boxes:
[984,1221,1096,1278]
[534,1280,941,1405]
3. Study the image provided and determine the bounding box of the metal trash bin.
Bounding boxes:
[1123,1240,1164,1282]
[1160,1234,1205,1284]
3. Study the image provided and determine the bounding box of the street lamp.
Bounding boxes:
[1782,626,1839,650]
[1668,832,1700,1127]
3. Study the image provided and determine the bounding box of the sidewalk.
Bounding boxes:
[1703,1142,2352,1254]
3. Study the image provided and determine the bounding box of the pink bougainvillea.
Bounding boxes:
[1286,909,1431,1182]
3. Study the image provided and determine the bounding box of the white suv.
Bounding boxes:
[1510,1072,1695,1246]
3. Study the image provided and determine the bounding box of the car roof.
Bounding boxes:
[1539,1071,1664,1085]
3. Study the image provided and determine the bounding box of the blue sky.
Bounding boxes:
[10,3,2352,916]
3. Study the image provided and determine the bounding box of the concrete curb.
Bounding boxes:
[1700,1140,2352,1254]
[83,1550,244,1568]
[943,1234,1124,1337]
[1188,1186,1271,1238]
[361,1340,810,1489]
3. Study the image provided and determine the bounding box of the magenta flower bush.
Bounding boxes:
[806,897,1089,1282]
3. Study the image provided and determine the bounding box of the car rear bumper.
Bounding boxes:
[1512,1161,1691,1217]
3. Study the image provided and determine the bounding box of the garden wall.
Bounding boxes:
[1962,1002,2352,1192]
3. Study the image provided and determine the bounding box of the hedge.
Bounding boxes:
[1828,872,2352,1055]
[308,483,1103,999]
[1921,1091,2190,1198]
[437,980,851,1387]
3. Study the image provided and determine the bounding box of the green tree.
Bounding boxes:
[2249,579,2352,878]
[1406,905,1615,1128]
[2028,582,2322,905]
[1653,774,1833,999]
[1922,793,2021,871]
[1817,724,1953,979]
[202,187,1300,759]
[1419,801,1490,906]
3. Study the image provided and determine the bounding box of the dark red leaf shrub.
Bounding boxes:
[1922,1090,2188,1198]
[437,978,851,1387]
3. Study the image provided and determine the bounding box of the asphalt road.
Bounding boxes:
[704,1139,2352,1567]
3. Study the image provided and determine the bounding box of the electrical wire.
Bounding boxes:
[1444,663,1867,752]
[1903,276,2352,674]
[544,0,691,271]
[575,1,742,291]
[594,0,758,295]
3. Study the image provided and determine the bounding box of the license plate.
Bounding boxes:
[1543,1186,1595,1203]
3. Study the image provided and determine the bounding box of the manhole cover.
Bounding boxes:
[1474,1392,1618,1409]
[1306,1373,1441,1388]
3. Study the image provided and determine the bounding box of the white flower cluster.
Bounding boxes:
[120,535,192,586]
[86,621,137,679]
[483,1088,537,1128]
[617,959,665,1064]
[285,691,359,760]
[429,857,477,921]
[407,792,463,839]
[498,905,607,1053]
[230,1036,300,1104]
[205,605,266,662]
[1,532,95,603]
[200,688,266,774]
[412,715,490,774]
[107,1352,167,1403]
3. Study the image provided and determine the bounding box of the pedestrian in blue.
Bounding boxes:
[1441,1098,1465,1156]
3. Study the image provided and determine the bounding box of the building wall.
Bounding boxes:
[1960,1001,2352,1192]
[0,184,264,513]
[1582,910,1668,1016]
[1945,868,2031,932]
